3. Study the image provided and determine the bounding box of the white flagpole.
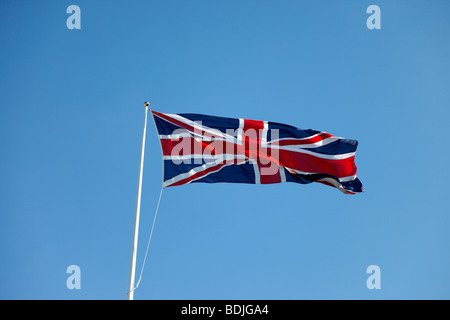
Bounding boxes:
[127,101,150,300]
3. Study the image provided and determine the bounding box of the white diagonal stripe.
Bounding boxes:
[163,154,247,187]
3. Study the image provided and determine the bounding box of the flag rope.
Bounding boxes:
[128,186,164,294]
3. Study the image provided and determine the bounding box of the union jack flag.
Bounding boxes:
[151,111,363,194]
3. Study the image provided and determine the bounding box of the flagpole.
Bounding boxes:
[127,101,150,300]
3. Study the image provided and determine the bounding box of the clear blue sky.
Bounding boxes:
[1,0,449,299]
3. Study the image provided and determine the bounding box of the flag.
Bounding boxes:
[151,111,363,194]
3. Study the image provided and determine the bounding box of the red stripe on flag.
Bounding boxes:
[168,161,231,187]
[279,150,357,178]
[275,132,335,146]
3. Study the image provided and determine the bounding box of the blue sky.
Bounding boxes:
[1,0,449,299]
